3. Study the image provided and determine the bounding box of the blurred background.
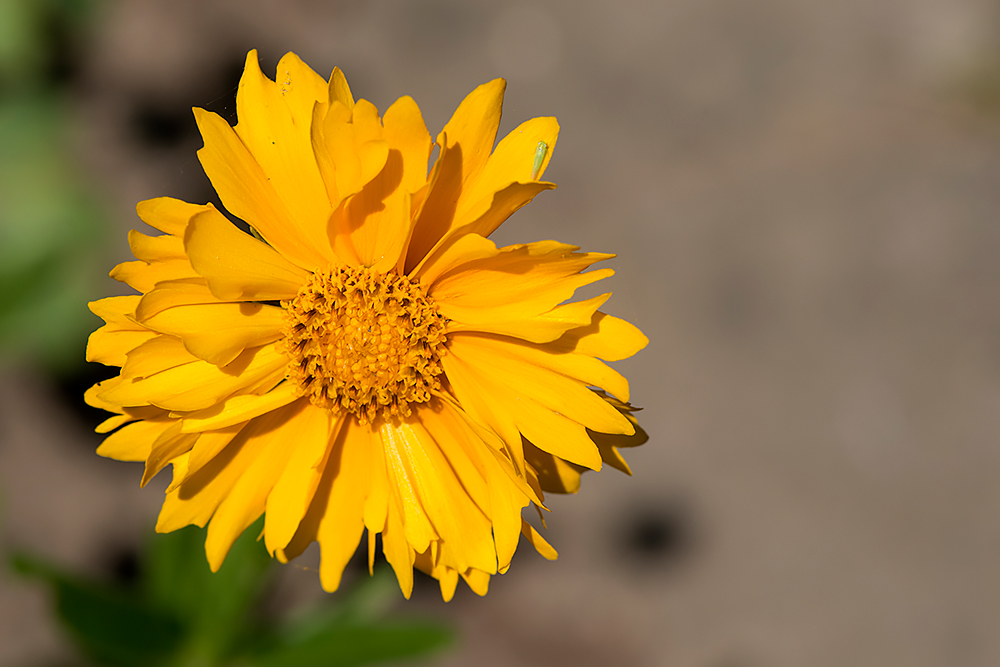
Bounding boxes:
[3,0,1000,665]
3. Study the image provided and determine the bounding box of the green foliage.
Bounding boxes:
[253,568,453,667]
[11,553,184,667]
[11,523,454,667]
[251,622,455,667]
[143,523,273,665]
[0,95,106,371]
[0,0,108,371]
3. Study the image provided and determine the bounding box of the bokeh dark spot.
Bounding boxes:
[130,55,242,151]
[132,103,193,149]
[40,7,80,87]
[106,546,141,589]
[51,361,120,434]
[199,57,243,118]
[620,502,693,568]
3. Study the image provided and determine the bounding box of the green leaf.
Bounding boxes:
[145,522,272,662]
[0,95,107,370]
[249,621,454,667]
[291,566,400,633]
[10,553,185,667]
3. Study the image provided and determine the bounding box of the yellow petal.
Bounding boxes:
[595,443,631,475]
[318,99,414,267]
[241,364,288,398]
[367,529,377,575]
[179,383,301,432]
[520,517,558,560]
[379,421,436,554]
[438,351,526,474]
[485,116,558,183]
[445,293,612,345]
[381,406,498,575]
[333,155,406,268]
[181,424,249,484]
[452,116,559,229]
[315,112,373,211]
[588,393,649,476]
[443,338,627,470]
[128,230,186,263]
[136,197,212,236]
[359,95,431,271]
[405,79,505,265]
[363,432,390,533]
[453,329,632,403]
[328,67,355,110]
[85,378,125,412]
[524,441,584,494]
[264,404,334,554]
[310,103,341,208]
[437,79,506,188]
[416,404,493,515]
[204,402,309,570]
[383,96,431,196]
[135,278,221,321]
[517,398,606,469]
[96,417,173,461]
[121,336,197,380]
[96,413,133,434]
[448,334,633,437]
[142,422,199,487]
[351,99,384,144]
[435,392,546,507]
[358,140,391,188]
[234,51,333,260]
[104,406,168,429]
[430,240,614,323]
[274,52,330,126]
[552,311,649,361]
[99,343,287,412]
[140,302,286,367]
[109,258,198,294]
[275,418,376,580]
[194,106,328,270]
[381,499,415,599]
[404,140,461,270]
[485,461,522,573]
[437,567,459,602]
[314,100,386,215]
[424,402,529,573]
[315,419,373,591]
[89,295,140,325]
[452,180,554,240]
[155,414,262,534]
[413,233,497,286]
[184,207,309,301]
[87,296,156,367]
[162,452,190,497]
[460,568,490,596]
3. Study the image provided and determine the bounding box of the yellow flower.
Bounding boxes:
[86,51,648,600]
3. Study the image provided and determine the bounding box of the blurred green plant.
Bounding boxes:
[0,0,107,371]
[11,522,454,667]
[0,96,106,370]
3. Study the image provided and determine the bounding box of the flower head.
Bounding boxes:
[86,51,648,599]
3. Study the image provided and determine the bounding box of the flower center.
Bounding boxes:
[281,267,447,424]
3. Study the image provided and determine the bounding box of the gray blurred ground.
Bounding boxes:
[3,1,1000,665]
